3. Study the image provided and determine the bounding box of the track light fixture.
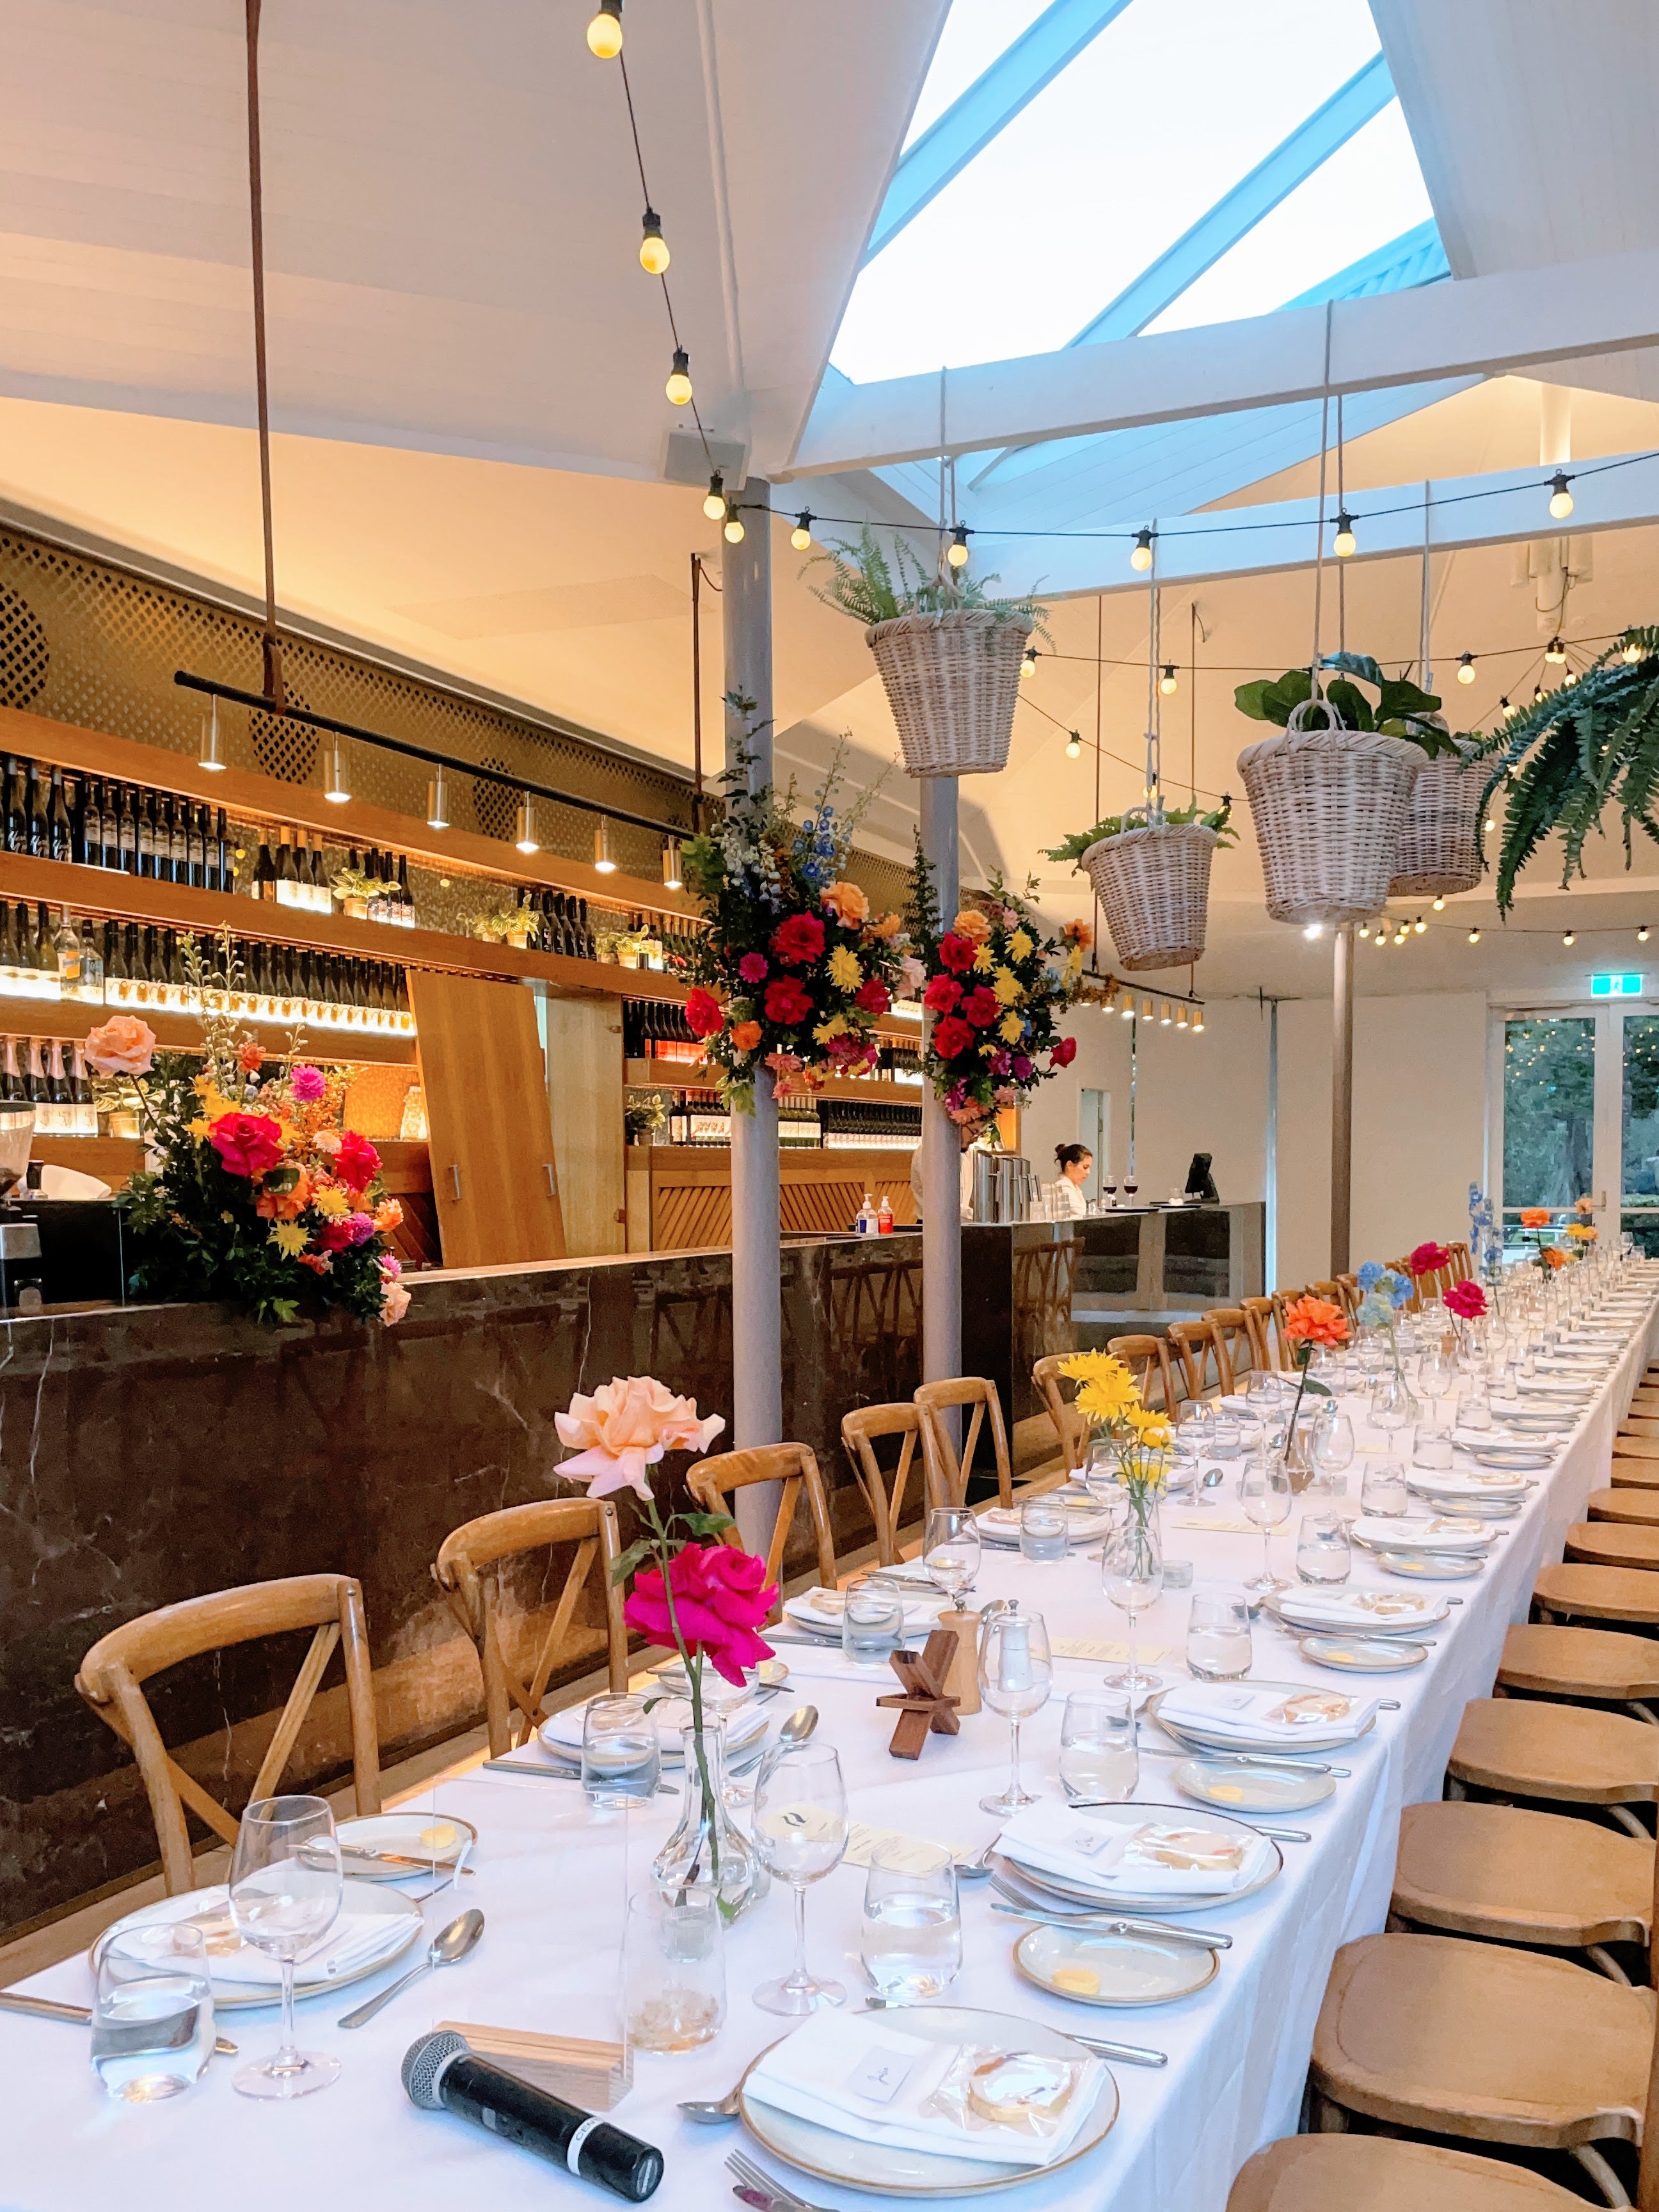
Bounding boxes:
[791,512,814,553]
[1548,470,1575,520]
[515,797,539,855]
[1129,527,1154,573]
[323,738,350,804]
[639,209,669,275]
[1332,511,1356,558]
[586,1,623,58]
[426,769,449,831]
[947,523,970,570]
[1120,999,1134,1019]
[198,697,225,771]
[665,347,693,406]
[594,820,617,873]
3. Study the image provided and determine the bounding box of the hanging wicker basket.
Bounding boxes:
[1236,702,1425,925]
[1083,822,1219,971]
[1388,742,1488,898]
[866,609,1030,777]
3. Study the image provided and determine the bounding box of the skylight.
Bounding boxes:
[832,0,1388,385]
[901,0,1054,148]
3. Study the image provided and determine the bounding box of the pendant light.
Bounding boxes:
[1548,471,1575,520]
[586,1,623,59]
[1129,528,1154,573]
[790,513,814,553]
[1332,512,1356,558]
[665,348,693,406]
[661,837,683,890]
[198,697,226,771]
[515,797,539,855]
[323,738,350,804]
[946,523,969,570]
[426,768,450,831]
[594,820,618,873]
[639,209,669,275]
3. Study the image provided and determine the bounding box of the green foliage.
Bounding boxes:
[1234,654,1462,757]
[1484,630,1659,912]
[1044,798,1236,866]
[804,525,1051,639]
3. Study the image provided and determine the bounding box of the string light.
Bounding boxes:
[1624,637,1644,664]
[1130,528,1154,573]
[1333,511,1356,559]
[1640,925,1652,944]
[1065,731,1082,758]
[323,738,350,804]
[1456,652,1477,685]
[586,0,623,57]
[1562,930,1576,947]
[1499,696,1513,717]
[1022,646,1039,681]
[426,768,449,831]
[702,470,726,521]
[1544,635,1568,663]
[1532,684,1545,704]
[1302,923,1323,940]
[593,820,617,873]
[722,502,745,545]
[661,838,683,890]
[1414,916,1427,934]
[639,208,669,275]
[1393,927,1408,945]
[1484,815,1495,833]
[1358,923,1370,939]
[1548,470,1575,520]
[198,697,225,771]
[1159,664,1178,696]
[1468,928,1481,944]
[515,797,540,855]
[1432,895,1445,911]
[947,523,970,570]
[665,347,693,406]
[791,512,814,553]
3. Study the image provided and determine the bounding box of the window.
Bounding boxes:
[1502,1017,1594,1213]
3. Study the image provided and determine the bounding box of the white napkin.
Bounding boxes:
[784,1586,945,1637]
[1269,1587,1438,1632]
[160,1888,411,1989]
[539,1692,767,1756]
[999,1801,1273,1898]
[1157,1678,1384,1740]
[1415,1468,1531,1495]
[745,2013,1104,2170]
[1353,1515,1491,1553]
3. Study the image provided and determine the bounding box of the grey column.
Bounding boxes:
[723,483,782,1505]
[1331,925,1354,1275]
[920,775,962,1383]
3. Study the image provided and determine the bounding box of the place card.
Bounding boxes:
[1173,1517,1257,1534]
[1052,1636,1170,1662]
[843,1821,968,1872]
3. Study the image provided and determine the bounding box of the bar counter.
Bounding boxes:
[0,1224,1070,1936]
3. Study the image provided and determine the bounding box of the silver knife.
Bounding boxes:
[480,1758,676,1794]
[0,1988,238,2057]
[1138,1744,1351,1778]
[988,1902,1232,1948]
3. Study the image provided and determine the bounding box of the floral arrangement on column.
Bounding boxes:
[908,852,1082,1137]
[675,708,909,1113]
[84,937,405,1327]
[555,1375,774,1919]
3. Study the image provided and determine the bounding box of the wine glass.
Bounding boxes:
[923,1506,981,1603]
[1310,1403,1356,1496]
[751,1742,848,2016]
[978,1604,1052,1815]
[1238,1454,1293,1592]
[228,1794,344,2099]
[1100,1516,1164,1692]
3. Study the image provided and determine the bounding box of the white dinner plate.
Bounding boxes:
[1172,1759,1335,1812]
[539,1696,768,1764]
[1298,1634,1429,1673]
[1350,1516,1490,1555]
[739,2006,1120,2197]
[1466,1449,1553,1473]
[95,1882,420,2010]
[991,1799,1282,1915]
[1014,1922,1218,2009]
[1149,1680,1378,1752]
[1265,1587,1449,1636]
[335,1811,477,1881]
[1377,1549,1483,1580]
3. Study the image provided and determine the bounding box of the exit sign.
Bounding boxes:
[1592,973,1646,998]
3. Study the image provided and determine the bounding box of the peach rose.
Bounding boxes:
[83,1014,157,1078]
[951,909,992,944]
[372,1198,404,1233]
[867,910,903,940]
[821,879,869,927]
[381,1277,411,1325]
[555,1375,726,1500]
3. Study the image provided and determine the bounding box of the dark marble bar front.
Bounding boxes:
[0,1225,1070,1936]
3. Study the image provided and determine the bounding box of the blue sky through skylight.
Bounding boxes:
[832,0,1418,385]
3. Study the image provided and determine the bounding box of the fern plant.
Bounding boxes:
[1484,628,1659,912]
[1234,653,1461,756]
[1045,798,1235,868]
[805,525,1049,636]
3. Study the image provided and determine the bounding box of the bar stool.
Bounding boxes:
[1448,1698,1659,1837]
[434,1499,629,1757]
[915,1377,1015,1509]
[686,1444,837,1614]
[1106,1333,1180,1413]
[1535,1561,1659,1629]
[1031,1355,1086,1473]
[1228,2134,1586,2210]
[840,1404,922,1566]
[75,1574,382,1897]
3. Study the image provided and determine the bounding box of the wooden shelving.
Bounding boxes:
[0,991,417,1067]
[623,1056,922,1105]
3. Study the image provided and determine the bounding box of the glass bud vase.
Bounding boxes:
[653,1717,768,1923]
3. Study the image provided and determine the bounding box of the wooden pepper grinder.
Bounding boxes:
[937,1609,982,1716]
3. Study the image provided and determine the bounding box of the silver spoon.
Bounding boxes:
[337,1906,483,2028]
[679,2080,745,2124]
[956,1831,1002,1882]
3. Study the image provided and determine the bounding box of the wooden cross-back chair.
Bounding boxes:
[1106,1333,1180,1414]
[687,1444,836,1612]
[1205,1307,1253,1387]
[1311,1278,1360,1326]
[841,1404,923,1566]
[1241,1296,1283,1373]
[1166,1317,1232,1403]
[75,1573,382,1897]
[1447,1241,1473,1283]
[914,1376,1014,1509]
[434,1498,628,1758]
[1031,1355,1086,1472]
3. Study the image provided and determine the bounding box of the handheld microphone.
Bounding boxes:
[402,2030,663,2202]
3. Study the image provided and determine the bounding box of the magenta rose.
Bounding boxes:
[335,1131,381,1192]
[209,1111,285,1179]
[317,1216,356,1254]
[623,1541,777,1687]
[1049,1036,1077,1068]
[962,986,1001,1030]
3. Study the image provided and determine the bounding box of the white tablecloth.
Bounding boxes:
[6,1285,1656,2212]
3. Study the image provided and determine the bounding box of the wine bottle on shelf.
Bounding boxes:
[46,1038,70,1112]
[142,790,162,879]
[32,903,56,989]
[93,781,113,870]
[115,784,136,874]
[52,909,83,1001]
[169,793,189,884]
[70,776,90,866]
[77,918,105,1007]
[0,902,17,987]
[397,852,415,927]
[24,1037,47,1109]
[70,1041,94,1134]
[0,1037,22,1105]
[4,758,25,854]
[47,768,70,864]
[25,761,47,857]
[253,832,277,902]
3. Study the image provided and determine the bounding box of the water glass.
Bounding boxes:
[978,1605,1054,1814]
[582,1693,663,1809]
[228,1794,344,2100]
[1019,1494,1069,1562]
[621,1884,725,2052]
[1360,1460,1410,1518]
[859,1842,962,2001]
[1295,1512,1352,1585]
[752,1741,849,2015]
[91,1923,212,2102]
[923,1506,982,1602]
[1414,1398,1454,1472]
[1186,1591,1253,1681]
[841,1580,906,1662]
[1309,1404,1356,1496]
[1457,1378,1493,1431]
[1058,1687,1139,1801]
[1209,1412,1242,1461]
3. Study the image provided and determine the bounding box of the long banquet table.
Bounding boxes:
[6,1278,1658,2212]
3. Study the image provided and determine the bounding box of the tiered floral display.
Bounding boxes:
[84,937,406,1327]
[675,715,909,1112]
[555,1375,774,1920]
[909,856,1082,1137]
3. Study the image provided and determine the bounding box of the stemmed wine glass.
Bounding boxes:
[751,1741,848,2016]
[228,1794,344,2099]
[1100,1516,1164,1692]
[978,1604,1052,1815]
[1309,1403,1356,1497]
[923,1506,981,1603]
[1239,1454,1293,1593]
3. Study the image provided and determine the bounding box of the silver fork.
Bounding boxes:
[727,2147,825,2212]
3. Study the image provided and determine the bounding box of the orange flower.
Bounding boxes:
[867,911,903,941]
[820,880,869,927]
[83,1014,157,1077]
[237,1039,264,1076]
[951,908,992,945]
[1540,1245,1569,1269]
[731,1019,763,1053]
[1281,1294,1349,1349]
[372,1198,404,1233]
[1518,1207,1552,1229]
[255,1166,310,1221]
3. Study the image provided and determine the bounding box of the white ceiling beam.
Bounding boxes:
[969,448,1659,600]
[784,242,1659,479]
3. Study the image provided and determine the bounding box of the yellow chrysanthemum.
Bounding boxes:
[1009,928,1033,962]
[314,1185,350,1218]
[269,1221,308,1257]
[1123,1404,1171,1446]
[814,1014,849,1042]
[972,944,994,973]
[827,944,862,991]
[999,1012,1024,1044]
[187,1117,211,1140]
[1064,944,1084,981]
[992,966,1023,1006]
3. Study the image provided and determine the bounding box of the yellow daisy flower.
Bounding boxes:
[827,944,862,991]
[814,1014,849,1043]
[269,1221,308,1257]
[972,944,994,973]
[314,1185,350,1218]
[992,966,1023,1005]
[1009,928,1034,962]
[998,1012,1024,1044]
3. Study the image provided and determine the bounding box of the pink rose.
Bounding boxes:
[1446,1278,1488,1319]
[83,1014,157,1078]
[381,1278,411,1325]
[623,1541,777,1687]
[209,1111,285,1179]
[555,1374,726,1500]
[290,1065,326,1103]
[335,1131,380,1192]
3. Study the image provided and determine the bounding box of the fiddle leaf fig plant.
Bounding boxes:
[1234,653,1463,757]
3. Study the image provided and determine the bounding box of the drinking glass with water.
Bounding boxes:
[859,1842,962,2001]
[1295,1513,1352,1585]
[91,1922,213,2102]
[1019,1495,1069,1561]
[1186,1590,1253,1680]
[841,1580,906,1662]
[582,1692,662,1808]
[1058,1688,1139,1801]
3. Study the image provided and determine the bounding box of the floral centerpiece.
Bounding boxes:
[555,1375,774,1919]
[1354,1261,1413,1371]
[1280,1294,1347,1484]
[674,706,908,1113]
[84,939,406,1327]
[909,855,1081,1137]
[1404,1241,1451,1284]
[1445,1276,1488,1348]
